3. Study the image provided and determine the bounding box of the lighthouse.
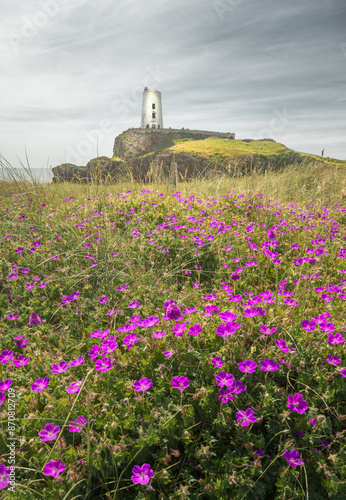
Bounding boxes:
[141,87,163,129]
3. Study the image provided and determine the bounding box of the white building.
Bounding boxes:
[141,87,163,129]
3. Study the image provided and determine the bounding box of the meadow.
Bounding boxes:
[0,160,345,499]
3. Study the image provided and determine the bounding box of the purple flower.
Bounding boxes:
[165,303,183,321]
[287,393,308,414]
[259,359,279,372]
[43,459,65,478]
[283,449,305,467]
[117,284,127,292]
[105,309,117,315]
[29,312,41,326]
[31,377,50,392]
[339,368,346,377]
[128,301,139,309]
[255,449,264,456]
[163,350,173,358]
[69,356,85,367]
[66,381,83,394]
[38,423,60,441]
[216,322,241,337]
[0,391,6,408]
[211,357,225,368]
[0,380,12,391]
[275,339,290,353]
[0,464,11,490]
[301,320,316,332]
[51,361,69,374]
[326,355,341,366]
[260,325,277,335]
[215,371,234,387]
[309,418,317,427]
[188,324,202,335]
[219,311,238,322]
[152,330,166,339]
[236,408,257,426]
[133,378,153,392]
[13,355,30,367]
[99,296,108,304]
[238,360,257,374]
[94,357,115,372]
[171,322,186,337]
[0,350,14,364]
[123,332,139,349]
[131,463,154,485]
[7,314,19,321]
[69,415,87,432]
[172,376,190,391]
[327,333,344,345]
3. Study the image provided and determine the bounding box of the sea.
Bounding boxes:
[0,168,53,184]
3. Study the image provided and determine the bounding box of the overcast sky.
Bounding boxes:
[1,0,345,172]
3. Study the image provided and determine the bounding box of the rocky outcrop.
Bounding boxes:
[52,156,128,183]
[113,128,235,160]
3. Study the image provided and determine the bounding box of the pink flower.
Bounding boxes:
[327,333,344,345]
[211,357,225,368]
[0,464,11,490]
[309,418,317,427]
[66,381,83,394]
[260,325,277,335]
[215,371,234,387]
[133,378,153,392]
[38,423,60,441]
[29,312,41,326]
[326,355,341,366]
[172,376,190,391]
[0,350,14,364]
[43,459,65,477]
[259,359,279,372]
[236,408,257,426]
[287,393,308,414]
[31,377,50,392]
[238,360,257,374]
[69,415,87,432]
[131,463,154,485]
[94,357,115,372]
[283,449,305,467]
[188,324,202,335]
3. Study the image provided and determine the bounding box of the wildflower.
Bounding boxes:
[215,371,234,387]
[123,332,139,349]
[309,418,317,427]
[165,303,183,321]
[0,350,14,365]
[238,360,257,374]
[260,325,277,335]
[69,356,85,367]
[287,393,308,414]
[172,376,190,391]
[51,361,69,374]
[0,380,12,391]
[152,330,166,338]
[216,322,241,337]
[117,284,127,291]
[301,320,316,332]
[211,357,225,368]
[94,357,115,372]
[219,311,237,322]
[69,415,87,432]
[236,408,257,426]
[163,350,173,357]
[128,301,139,308]
[133,378,153,392]
[31,377,50,392]
[131,463,154,485]
[66,381,83,394]
[38,423,60,441]
[43,459,65,477]
[7,314,19,320]
[171,322,186,337]
[275,339,290,353]
[0,464,11,490]
[105,309,117,315]
[99,296,108,303]
[188,324,202,335]
[327,333,344,345]
[326,355,341,366]
[255,449,264,455]
[29,312,41,326]
[0,392,6,407]
[13,355,30,367]
[339,368,346,377]
[283,449,305,467]
[259,359,279,372]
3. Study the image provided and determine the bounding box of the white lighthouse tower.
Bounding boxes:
[141,87,163,129]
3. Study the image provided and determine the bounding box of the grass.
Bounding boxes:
[0,157,345,499]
